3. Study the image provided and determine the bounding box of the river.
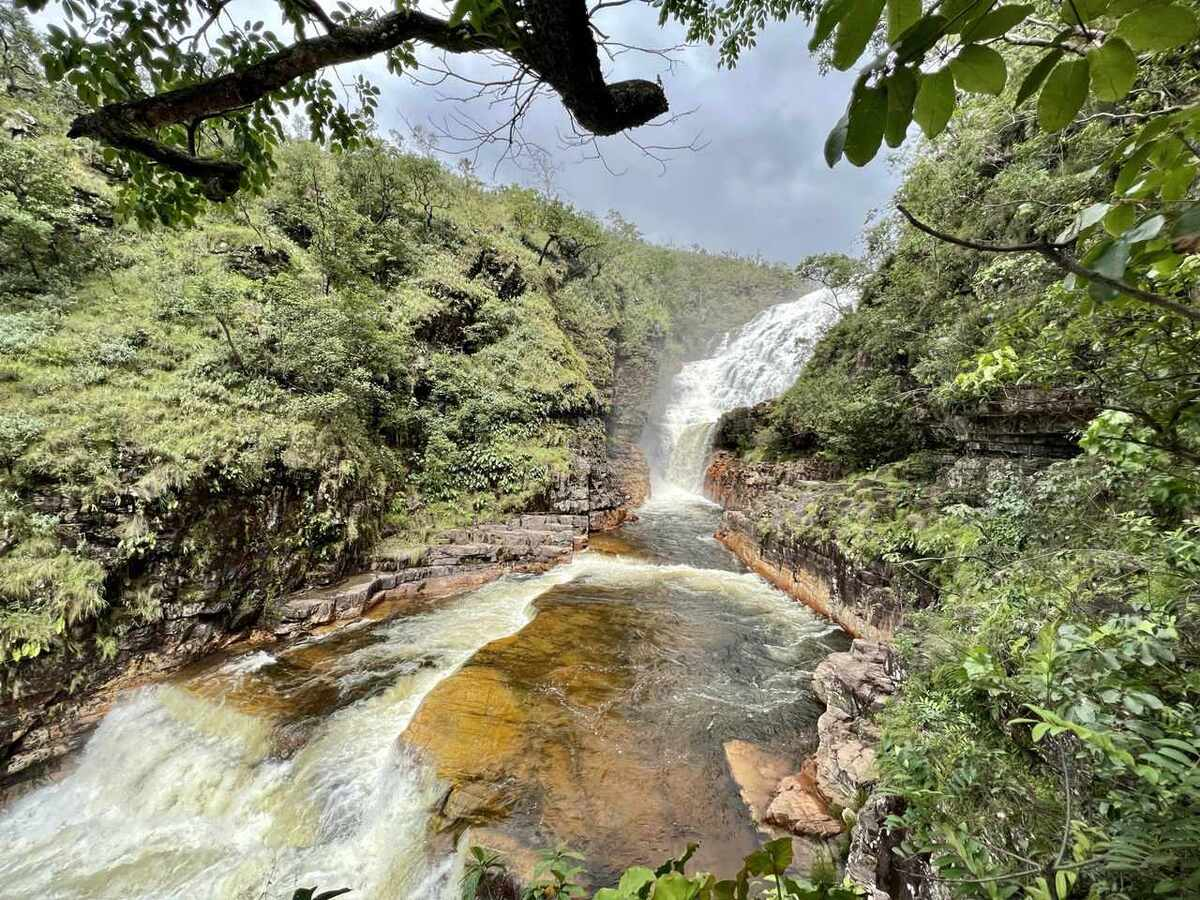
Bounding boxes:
[0,289,844,899]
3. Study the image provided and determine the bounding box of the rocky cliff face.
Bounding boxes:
[706,452,918,641]
[702,452,947,898]
[546,422,644,531]
[0,508,598,797]
[2,463,383,794]
[0,419,650,797]
[940,387,1095,459]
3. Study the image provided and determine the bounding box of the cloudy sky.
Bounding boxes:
[37,1,903,263]
[364,3,904,264]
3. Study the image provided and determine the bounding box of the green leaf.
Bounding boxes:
[1015,48,1063,107]
[1038,58,1089,132]
[1114,141,1156,194]
[951,45,1007,95]
[810,0,856,51]
[825,111,850,167]
[652,873,699,900]
[914,67,956,138]
[896,14,949,60]
[618,867,657,894]
[1161,163,1197,202]
[1088,37,1137,102]
[1057,202,1110,243]
[654,844,698,877]
[1116,3,1199,51]
[1171,203,1200,239]
[1104,203,1136,236]
[845,82,888,165]
[1090,238,1132,299]
[885,67,918,147]
[1124,214,1165,243]
[963,4,1033,41]
[1060,0,1110,24]
[762,837,793,874]
[832,0,887,70]
[887,0,922,42]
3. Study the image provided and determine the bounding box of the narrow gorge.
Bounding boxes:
[0,289,884,898]
[4,2,1199,895]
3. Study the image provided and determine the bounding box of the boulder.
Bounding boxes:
[811,642,898,803]
[763,758,844,838]
[723,739,794,824]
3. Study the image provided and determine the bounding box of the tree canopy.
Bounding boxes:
[18,0,669,219]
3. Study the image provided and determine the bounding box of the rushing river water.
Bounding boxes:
[0,290,844,899]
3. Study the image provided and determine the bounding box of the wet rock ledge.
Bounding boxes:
[703,453,947,899]
[270,515,588,637]
[705,452,909,642]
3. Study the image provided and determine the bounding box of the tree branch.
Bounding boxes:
[896,204,1200,324]
[66,0,668,199]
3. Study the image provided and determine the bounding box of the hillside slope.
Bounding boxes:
[0,39,797,787]
[706,48,1200,900]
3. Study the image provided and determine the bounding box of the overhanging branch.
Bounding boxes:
[896,204,1200,324]
[66,0,668,199]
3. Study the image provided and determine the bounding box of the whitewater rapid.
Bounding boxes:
[0,291,847,899]
[653,286,845,490]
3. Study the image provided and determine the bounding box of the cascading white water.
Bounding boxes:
[0,570,576,899]
[653,287,848,491]
[0,553,842,900]
[0,290,853,900]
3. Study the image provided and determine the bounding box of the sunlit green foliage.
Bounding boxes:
[686,4,1200,896]
[0,22,793,677]
[463,839,865,900]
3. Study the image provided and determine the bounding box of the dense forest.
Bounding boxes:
[0,3,796,694]
[706,2,1200,897]
[1,0,1199,899]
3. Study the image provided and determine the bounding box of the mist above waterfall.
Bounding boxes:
[650,287,849,492]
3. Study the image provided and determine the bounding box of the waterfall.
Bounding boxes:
[652,287,848,492]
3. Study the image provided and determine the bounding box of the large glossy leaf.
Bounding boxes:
[1104,203,1136,236]
[951,44,1007,94]
[913,67,956,138]
[1124,214,1166,243]
[1116,4,1199,51]
[1015,48,1063,107]
[962,3,1032,41]
[651,873,700,900]
[885,66,918,147]
[1088,37,1137,101]
[1038,58,1089,132]
[612,866,656,896]
[809,0,856,51]
[832,0,887,70]
[886,0,921,41]
[825,110,850,167]
[1089,237,1132,299]
[845,82,887,165]
[896,13,948,60]
[1057,201,1111,243]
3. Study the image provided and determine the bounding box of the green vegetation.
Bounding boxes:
[6,0,1200,897]
[461,840,863,900]
[0,9,795,682]
[706,2,1200,897]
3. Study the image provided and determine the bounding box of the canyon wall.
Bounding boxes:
[1,412,650,797]
[705,452,925,641]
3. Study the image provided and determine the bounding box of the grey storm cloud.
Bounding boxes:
[36,0,902,263]
[365,3,903,264]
